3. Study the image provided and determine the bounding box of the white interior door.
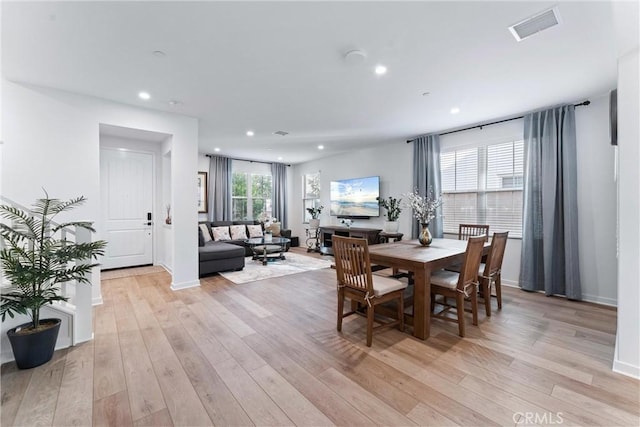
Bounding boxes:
[100,149,153,270]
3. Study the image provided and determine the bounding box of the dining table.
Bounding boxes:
[367,237,490,340]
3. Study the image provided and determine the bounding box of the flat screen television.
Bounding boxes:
[330,176,380,218]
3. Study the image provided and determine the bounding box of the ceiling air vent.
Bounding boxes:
[509,6,561,42]
[273,130,289,136]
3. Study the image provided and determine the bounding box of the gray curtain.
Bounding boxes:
[271,163,288,228]
[208,155,232,221]
[412,134,443,239]
[520,105,582,300]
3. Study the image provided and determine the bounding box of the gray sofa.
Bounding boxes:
[198,221,292,277]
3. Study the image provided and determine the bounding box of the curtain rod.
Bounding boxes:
[406,100,591,143]
[205,154,291,167]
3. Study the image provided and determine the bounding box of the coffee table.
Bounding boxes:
[245,236,291,265]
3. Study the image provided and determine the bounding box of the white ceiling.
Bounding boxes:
[3,1,619,164]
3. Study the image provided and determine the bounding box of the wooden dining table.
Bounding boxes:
[367,237,490,340]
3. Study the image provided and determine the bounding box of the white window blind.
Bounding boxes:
[441,140,523,237]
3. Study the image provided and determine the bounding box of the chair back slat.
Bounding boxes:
[333,235,373,294]
[458,224,490,241]
[483,231,509,277]
[458,235,486,291]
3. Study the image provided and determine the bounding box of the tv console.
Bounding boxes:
[318,226,382,255]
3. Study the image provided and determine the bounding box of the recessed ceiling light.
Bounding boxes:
[214,148,221,152]
[138,92,151,100]
[168,100,180,106]
[278,156,283,160]
[318,145,324,150]
[152,50,166,58]
[375,65,387,75]
[450,107,460,114]
[422,92,430,97]
[246,130,254,137]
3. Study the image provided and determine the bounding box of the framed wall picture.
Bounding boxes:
[197,171,208,213]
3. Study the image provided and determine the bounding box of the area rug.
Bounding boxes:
[219,252,332,284]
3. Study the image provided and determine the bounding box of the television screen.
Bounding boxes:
[330,176,380,217]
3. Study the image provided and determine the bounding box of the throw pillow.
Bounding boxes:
[247,224,263,238]
[199,224,212,243]
[266,222,281,237]
[212,226,231,241]
[230,225,248,240]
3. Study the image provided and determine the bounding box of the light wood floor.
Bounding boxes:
[2,248,639,426]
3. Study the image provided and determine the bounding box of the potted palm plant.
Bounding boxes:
[0,193,106,369]
[378,196,402,233]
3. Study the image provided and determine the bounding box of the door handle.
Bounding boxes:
[144,212,153,226]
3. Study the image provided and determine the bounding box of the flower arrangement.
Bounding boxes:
[403,187,442,224]
[257,211,277,225]
[377,196,402,222]
[306,205,324,219]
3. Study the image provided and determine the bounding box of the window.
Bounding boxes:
[302,173,321,223]
[440,140,523,237]
[232,172,272,220]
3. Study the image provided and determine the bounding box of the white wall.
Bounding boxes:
[575,94,618,305]
[292,96,618,305]
[614,47,640,378]
[1,81,200,296]
[612,0,639,379]
[291,141,413,240]
[162,142,173,271]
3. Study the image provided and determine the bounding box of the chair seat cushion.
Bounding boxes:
[372,275,407,297]
[430,269,460,289]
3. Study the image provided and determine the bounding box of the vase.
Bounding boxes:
[383,220,399,233]
[309,218,320,229]
[418,223,432,246]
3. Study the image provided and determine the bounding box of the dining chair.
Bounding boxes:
[333,235,407,347]
[478,231,509,316]
[430,235,485,337]
[458,224,490,241]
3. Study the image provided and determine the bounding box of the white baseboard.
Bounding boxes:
[581,293,617,307]
[92,296,104,306]
[160,263,173,274]
[613,346,640,379]
[501,281,617,307]
[170,279,200,291]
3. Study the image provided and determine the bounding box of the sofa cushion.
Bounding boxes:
[230,225,248,240]
[247,224,263,238]
[199,242,245,261]
[212,226,231,241]
[198,227,205,247]
[266,222,281,237]
[199,223,212,243]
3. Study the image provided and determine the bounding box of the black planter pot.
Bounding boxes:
[7,318,61,369]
